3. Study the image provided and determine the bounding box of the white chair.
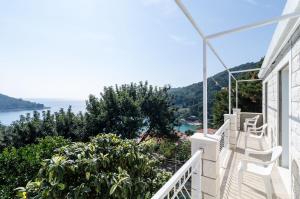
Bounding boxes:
[245,123,268,149]
[243,115,260,132]
[238,146,282,199]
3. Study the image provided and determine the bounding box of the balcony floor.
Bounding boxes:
[220,132,290,199]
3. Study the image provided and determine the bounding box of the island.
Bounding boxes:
[0,93,45,112]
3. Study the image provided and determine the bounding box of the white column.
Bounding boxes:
[191,133,220,198]
[203,40,208,136]
[233,108,241,131]
[228,73,231,114]
[224,114,238,149]
[236,81,238,108]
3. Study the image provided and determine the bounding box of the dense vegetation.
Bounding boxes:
[0,94,44,112]
[170,61,261,122]
[212,60,263,127]
[17,134,171,199]
[0,82,177,149]
[0,64,263,198]
[0,82,180,198]
[0,136,71,198]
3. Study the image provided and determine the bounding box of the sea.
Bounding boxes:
[0,99,86,126]
[0,99,199,133]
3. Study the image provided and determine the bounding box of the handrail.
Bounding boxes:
[213,119,230,153]
[214,119,230,138]
[152,149,203,199]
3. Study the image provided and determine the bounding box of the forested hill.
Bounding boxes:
[170,60,262,119]
[0,93,45,112]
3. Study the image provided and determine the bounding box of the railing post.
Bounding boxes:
[236,81,238,108]
[224,113,238,149]
[191,134,220,199]
[232,108,241,131]
[228,72,231,114]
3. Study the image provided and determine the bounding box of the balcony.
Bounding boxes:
[153,111,290,199]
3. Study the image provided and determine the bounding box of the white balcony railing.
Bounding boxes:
[214,119,230,153]
[152,149,203,199]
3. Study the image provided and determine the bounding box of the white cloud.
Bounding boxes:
[169,34,196,46]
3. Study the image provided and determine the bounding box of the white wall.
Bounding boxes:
[263,34,300,198]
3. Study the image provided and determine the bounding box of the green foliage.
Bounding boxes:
[0,108,85,149]
[85,82,177,139]
[1,82,177,149]
[0,93,44,112]
[170,61,261,122]
[212,89,229,127]
[185,129,195,136]
[212,60,263,127]
[20,134,171,199]
[0,136,70,198]
[142,138,191,162]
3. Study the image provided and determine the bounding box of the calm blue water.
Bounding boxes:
[176,124,199,133]
[0,99,86,125]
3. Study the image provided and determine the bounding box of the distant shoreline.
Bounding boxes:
[0,107,51,113]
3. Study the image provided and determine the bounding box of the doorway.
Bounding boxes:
[279,66,289,168]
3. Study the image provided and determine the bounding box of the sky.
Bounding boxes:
[0,0,286,100]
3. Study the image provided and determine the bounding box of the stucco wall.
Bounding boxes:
[265,72,279,148]
[263,35,300,198]
[291,42,300,199]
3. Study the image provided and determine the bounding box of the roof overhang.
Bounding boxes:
[259,0,300,79]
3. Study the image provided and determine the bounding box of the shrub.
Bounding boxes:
[19,134,171,199]
[157,139,191,162]
[185,129,195,136]
[0,136,70,198]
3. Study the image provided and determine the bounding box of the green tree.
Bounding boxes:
[85,82,177,139]
[0,136,70,198]
[19,134,171,199]
[212,70,262,127]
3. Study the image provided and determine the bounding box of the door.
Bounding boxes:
[279,66,289,168]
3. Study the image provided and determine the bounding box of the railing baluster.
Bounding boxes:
[151,150,203,199]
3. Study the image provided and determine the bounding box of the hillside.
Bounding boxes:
[0,94,45,112]
[170,60,262,120]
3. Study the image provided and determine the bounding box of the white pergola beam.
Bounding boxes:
[174,0,206,39]
[231,68,261,74]
[207,11,300,40]
[206,42,237,80]
[203,41,208,135]
[175,0,236,81]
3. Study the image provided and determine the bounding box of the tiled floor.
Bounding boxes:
[221,132,290,199]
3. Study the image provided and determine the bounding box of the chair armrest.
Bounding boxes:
[245,148,272,156]
[249,125,263,131]
[245,118,256,122]
[240,159,269,166]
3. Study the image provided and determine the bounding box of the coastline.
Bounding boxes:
[0,107,50,113]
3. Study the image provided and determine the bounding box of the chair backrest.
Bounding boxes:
[258,123,268,137]
[253,115,260,125]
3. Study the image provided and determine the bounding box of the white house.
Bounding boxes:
[259,0,300,198]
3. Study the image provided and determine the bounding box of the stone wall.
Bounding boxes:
[264,71,279,148]
[291,40,300,199]
[263,34,300,198]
